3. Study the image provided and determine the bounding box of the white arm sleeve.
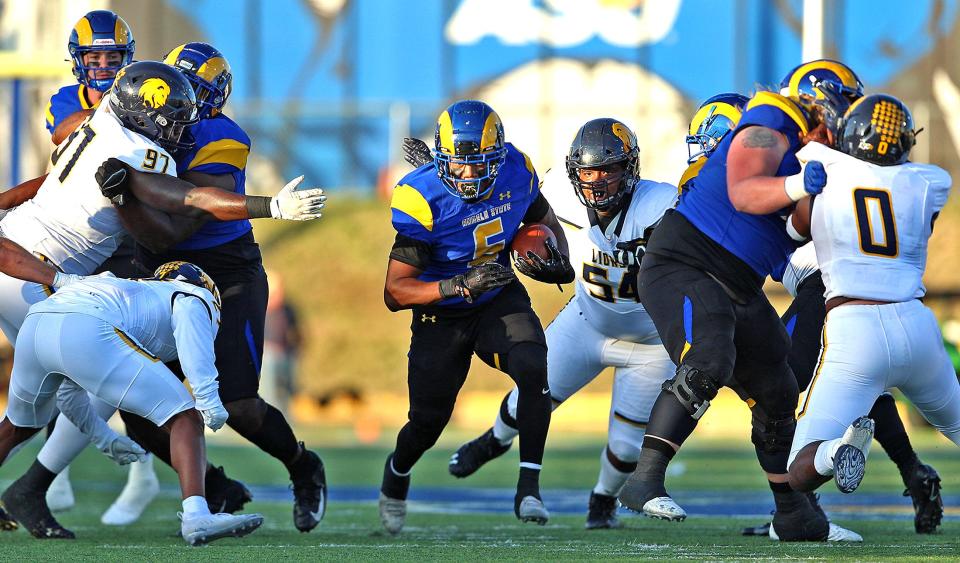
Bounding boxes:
[55,379,119,451]
[170,293,220,399]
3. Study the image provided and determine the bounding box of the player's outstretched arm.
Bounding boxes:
[0,174,47,210]
[55,379,147,465]
[97,158,326,222]
[727,126,826,214]
[171,294,228,431]
[0,237,58,287]
[51,109,95,146]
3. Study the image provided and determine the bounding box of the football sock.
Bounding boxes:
[517,466,541,498]
[20,459,58,493]
[769,480,806,513]
[182,495,211,517]
[492,390,519,445]
[814,439,841,476]
[869,393,919,482]
[380,455,411,500]
[643,391,699,448]
[593,445,637,496]
[508,343,551,469]
[631,436,676,499]
[229,402,302,469]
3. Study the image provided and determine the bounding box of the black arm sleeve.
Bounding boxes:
[522,192,550,224]
[389,233,432,270]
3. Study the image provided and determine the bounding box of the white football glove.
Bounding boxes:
[195,392,228,431]
[270,176,327,221]
[52,271,84,289]
[101,435,148,466]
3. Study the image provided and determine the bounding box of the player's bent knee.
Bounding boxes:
[607,439,640,465]
[506,343,548,388]
[751,407,796,472]
[663,364,719,419]
[224,396,267,431]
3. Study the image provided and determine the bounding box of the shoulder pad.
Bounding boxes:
[185,117,251,172]
[678,157,707,193]
[744,91,810,136]
[505,143,538,194]
[391,182,434,236]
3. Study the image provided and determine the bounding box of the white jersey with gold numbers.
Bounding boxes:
[541,168,678,341]
[0,98,177,275]
[798,142,951,302]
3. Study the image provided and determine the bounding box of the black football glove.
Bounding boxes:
[95,157,131,207]
[439,262,515,303]
[402,137,433,168]
[514,239,575,284]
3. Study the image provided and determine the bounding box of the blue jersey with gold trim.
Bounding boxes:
[675,91,809,279]
[390,143,539,307]
[173,114,252,250]
[45,84,97,134]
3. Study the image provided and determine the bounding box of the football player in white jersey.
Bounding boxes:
[0,260,264,545]
[428,119,677,529]
[785,94,960,502]
[0,61,324,535]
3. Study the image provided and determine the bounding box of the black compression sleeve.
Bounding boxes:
[245,196,273,219]
[389,233,432,270]
[522,192,550,224]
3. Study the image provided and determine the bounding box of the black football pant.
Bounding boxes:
[638,254,798,474]
[390,281,550,477]
[782,271,919,474]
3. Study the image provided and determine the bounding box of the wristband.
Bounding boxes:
[245,195,273,219]
[783,173,808,202]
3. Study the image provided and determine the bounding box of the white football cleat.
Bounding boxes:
[101,460,160,525]
[180,512,263,546]
[835,416,875,494]
[516,496,549,525]
[46,468,75,513]
[642,496,687,521]
[379,493,407,534]
[770,521,863,542]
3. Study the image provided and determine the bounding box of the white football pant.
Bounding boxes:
[790,300,960,466]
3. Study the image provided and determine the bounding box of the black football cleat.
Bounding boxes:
[585,492,621,529]
[205,465,253,514]
[290,446,327,532]
[741,520,771,536]
[903,462,943,534]
[1,482,74,539]
[449,428,511,478]
[0,506,18,531]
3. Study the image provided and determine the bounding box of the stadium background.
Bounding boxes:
[0,0,958,447]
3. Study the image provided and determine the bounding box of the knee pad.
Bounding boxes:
[662,364,719,420]
[607,438,641,465]
[751,408,796,454]
[506,343,548,392]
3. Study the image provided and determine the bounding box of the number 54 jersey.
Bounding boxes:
[542,169,678,341]
[800,142,952,302]
[1,97,177,275]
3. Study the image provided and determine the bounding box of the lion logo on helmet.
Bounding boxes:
[138,78,170,109]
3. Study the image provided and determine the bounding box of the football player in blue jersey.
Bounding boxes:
[380,100,574,533]
[617,60,862,541]
[46,10,135,145]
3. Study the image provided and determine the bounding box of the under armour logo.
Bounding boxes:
[499,191,511,201]
[421,314,436,323]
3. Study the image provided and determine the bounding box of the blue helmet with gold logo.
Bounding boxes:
[779,59,863,106]
[109,61,199,152]
[68,10,136,92]
[163,42,232,120]
[433,100,507,201]
[565,118,640,212]
[685,93,748,163]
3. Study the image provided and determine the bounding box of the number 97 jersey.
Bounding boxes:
[541,168,678,341]
[800,142,952,302]
[1,98,177,275]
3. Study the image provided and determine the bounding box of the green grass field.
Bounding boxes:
[1,430,957,561]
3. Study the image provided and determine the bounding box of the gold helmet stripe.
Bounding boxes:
[113,16,129,44]
[479,111,502,151]
[164,44,187,65]
[196,56,229,82]
[74,17,94,46]
[788,60,858,100]
[436,110,455,154]
[689,102,742,136]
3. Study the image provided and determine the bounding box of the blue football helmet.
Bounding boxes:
[153,261,221,308]
[779,59,863,106]
[68,10,135,92]
[163,42,233,120]
[685,93,749,163]
[433,100,507,201]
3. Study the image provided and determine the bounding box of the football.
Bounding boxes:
[511,223,557,262]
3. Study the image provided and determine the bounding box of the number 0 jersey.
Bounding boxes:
[543,168,678,341]
[390,143,540,307]
[800,142,952,302]
[2,98,177,275]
